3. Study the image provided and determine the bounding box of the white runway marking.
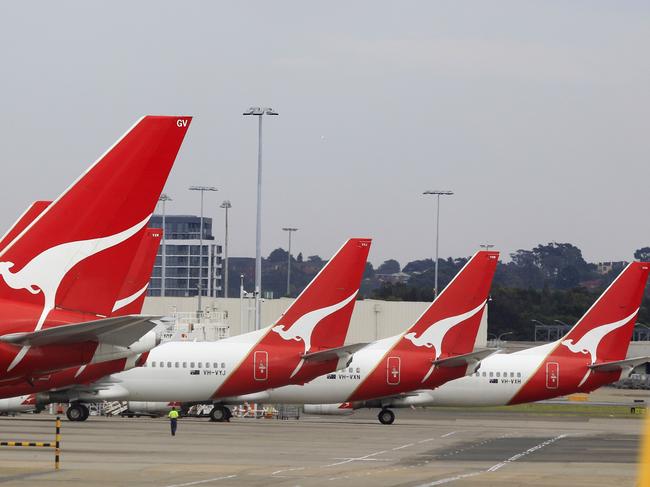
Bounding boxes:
[271,467,305,476]
[440,431,458,438]
[163,475,237,487]
[324,449,389,467]
[392,442,415,450]
[415,434,568,486]
[418,438,436,444]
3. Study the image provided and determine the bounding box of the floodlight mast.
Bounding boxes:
[189,185,218,316]
[423,190,454,298]
[243,107,278,330]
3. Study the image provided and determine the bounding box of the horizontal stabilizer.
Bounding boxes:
[432,348,497,368]
[0,315,161,348]
[588,356,650,372]
[302,343,369,363]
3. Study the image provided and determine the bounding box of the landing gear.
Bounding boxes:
[378,408,395,425]
[209,405,232,422]
[66,403,89,422]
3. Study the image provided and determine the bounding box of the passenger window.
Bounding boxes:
[213,362,218,369]
[496,372,500,377]
[175,362,179,368]
[167,362,172,368]
[151,362,156,367]
[510,372,514,378]
[517,372,522,378]
[182,362,187,368]
[190,362,195,368]
[198,362,202,368]
[489,372,493,377]
[221,362,225,368]
[482,372,486,377]
[349,368,353,373]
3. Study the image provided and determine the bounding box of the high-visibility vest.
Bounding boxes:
[168,410,179,419]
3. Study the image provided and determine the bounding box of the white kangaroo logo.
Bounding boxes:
[561,309,638,365]
[404,301,486,360]
[0,215,150,371]
[561,309,638,387]
[403,300,486,384]
[272,291,357,377]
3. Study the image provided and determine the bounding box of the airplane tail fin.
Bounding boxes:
[271,238,371,351]
[402,251,499,358]
[0,201,51,252]
[111,228,162,317]
[560,261,650,363]
[0,116,191,323]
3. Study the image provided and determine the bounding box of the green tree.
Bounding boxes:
[377,259,400,274]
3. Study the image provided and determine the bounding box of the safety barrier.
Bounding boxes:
[0,416,61,470]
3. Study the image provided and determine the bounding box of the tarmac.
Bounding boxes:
[0,402,645,487]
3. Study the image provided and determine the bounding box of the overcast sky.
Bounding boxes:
[0,1,648,267]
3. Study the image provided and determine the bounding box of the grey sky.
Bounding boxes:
[1,1,648,267]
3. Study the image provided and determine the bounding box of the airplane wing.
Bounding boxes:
[588,356,650,372]
[432,348,498,368]
[302,343,369,363]
[0,315,161,348]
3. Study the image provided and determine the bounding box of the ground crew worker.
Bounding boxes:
[168,407,180,436]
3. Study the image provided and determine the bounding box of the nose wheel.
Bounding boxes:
[66,403,90,422]
[209,405,232,422]
[378,408,395,425]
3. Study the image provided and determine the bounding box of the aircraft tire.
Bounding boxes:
[209,405,229,422]
[378,408,395,425]
[79,404,90,421]
[66,404,85,422]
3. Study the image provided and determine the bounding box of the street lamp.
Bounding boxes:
[243,106,279,330]
[423,190,454,298]
[158,193,172,297]
[189,185,218,316]
[282,227,298,296]
[220,200,232,298]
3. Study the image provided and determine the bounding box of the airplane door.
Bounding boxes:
[254,351,268,381]
[546,362,559,389]
[386,357,400,385]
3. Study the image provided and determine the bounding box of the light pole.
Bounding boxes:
[480,243,495,250]
[282,227,298,296]
[220,200,232,298]
[423,190,453,298]
[189,185,218,317]
[158,193,172,297]
[243,106,278,330]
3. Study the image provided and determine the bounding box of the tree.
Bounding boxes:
[308,255,323,264]
[377,259,400,274]
[296,252,303,263]
[363,262,375,279]
[267,248,288,263]
[403,259,434,274]
[634,247,650,262]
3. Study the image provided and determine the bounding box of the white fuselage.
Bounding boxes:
[105,328,267,402]
[236,342,557,407]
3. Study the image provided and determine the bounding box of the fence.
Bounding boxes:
[0,416,61,470]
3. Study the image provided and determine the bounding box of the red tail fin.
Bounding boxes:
[0,201,51,252]
[402,251,499,358]
[111,228,162,317]
[0,116,191,328]
[271,238,371,351]
[560,261,649,363]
